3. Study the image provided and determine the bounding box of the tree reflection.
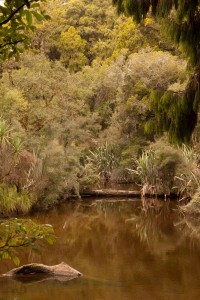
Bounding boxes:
[61,199,200,263]
[15,199,200,300]
[175,216,200,249]
[125,198,180,257]
[61,199,178,267]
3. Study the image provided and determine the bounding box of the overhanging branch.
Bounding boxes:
[0,0,38,26]
[0,39,26,49]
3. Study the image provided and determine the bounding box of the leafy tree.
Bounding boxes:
[0,52,102,204]
[0,0,50,59]
[27,0,176,66]
[114,18,145,54]
[102,49,187,166]
[58,26,88,71]
[112,0,200,143]
[0,0,193,195]
[60,0,116,61]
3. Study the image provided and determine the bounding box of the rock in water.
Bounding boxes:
[3,262,82,282]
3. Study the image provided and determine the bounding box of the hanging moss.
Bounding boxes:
[145,82,199,144]
[113,0,200,65]
[113,0,200,143]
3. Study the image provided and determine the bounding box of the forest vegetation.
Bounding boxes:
[0,0,200,265]
[0,0,200,213]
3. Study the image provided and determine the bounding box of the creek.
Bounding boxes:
[0,198,200,300]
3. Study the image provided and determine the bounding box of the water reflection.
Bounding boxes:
[175,215,200,249]
[126,200,178,256]
[1,198,200,300]
[5,273,79,284]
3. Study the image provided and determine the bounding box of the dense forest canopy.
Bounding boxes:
[113,0,200,143]
[112,0,200,64]
[1,0,199,142]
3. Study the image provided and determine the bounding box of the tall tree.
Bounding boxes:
[113,0,200,143]
[58,26,88,72]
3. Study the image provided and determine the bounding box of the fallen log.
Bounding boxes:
[80,189,140,198]
[80,189,178,199]
[3,262,82,283]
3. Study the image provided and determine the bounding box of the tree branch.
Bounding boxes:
[0,39,26,49]
[0,3,25,26]
[0,0,38,26]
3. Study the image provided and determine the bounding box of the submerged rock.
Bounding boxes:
[3,262,82,282]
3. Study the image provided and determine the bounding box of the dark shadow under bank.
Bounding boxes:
[70,189,180,200]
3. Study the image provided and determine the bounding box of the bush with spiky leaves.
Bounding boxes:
[88,142,119,183]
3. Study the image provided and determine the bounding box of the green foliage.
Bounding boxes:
[146,89,197,143]
[127,139,191,195]
[88,142,119,182]
[173,144,200,200]
[114,18,145,54]
[37,139,71,206]
[124,50,186,89]
[78,162,100,191]
[181,144,199,165]
[0,119,43,213]
[29,0,171,67]
[128,149,157,188]
[58,26,88,71]
[151,140,187,194]
[0,184,33,214]
[113,0,200,64]
[0,53,105,205]
[0,0,50,59]
[0,0,195,203]
[101,49,186,161]
[0,39,189,199]
[57,0,117,61]
[29,0,118,63]
[0,119,11,145]
[112,0,200,142]
[0,84,28,120]
[0,218,55,265]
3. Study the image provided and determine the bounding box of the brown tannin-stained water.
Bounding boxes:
[0,198,200,300]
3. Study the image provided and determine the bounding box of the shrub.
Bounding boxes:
[87,142,120,183]
[0,185,33,215]
[127,139,194,196]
